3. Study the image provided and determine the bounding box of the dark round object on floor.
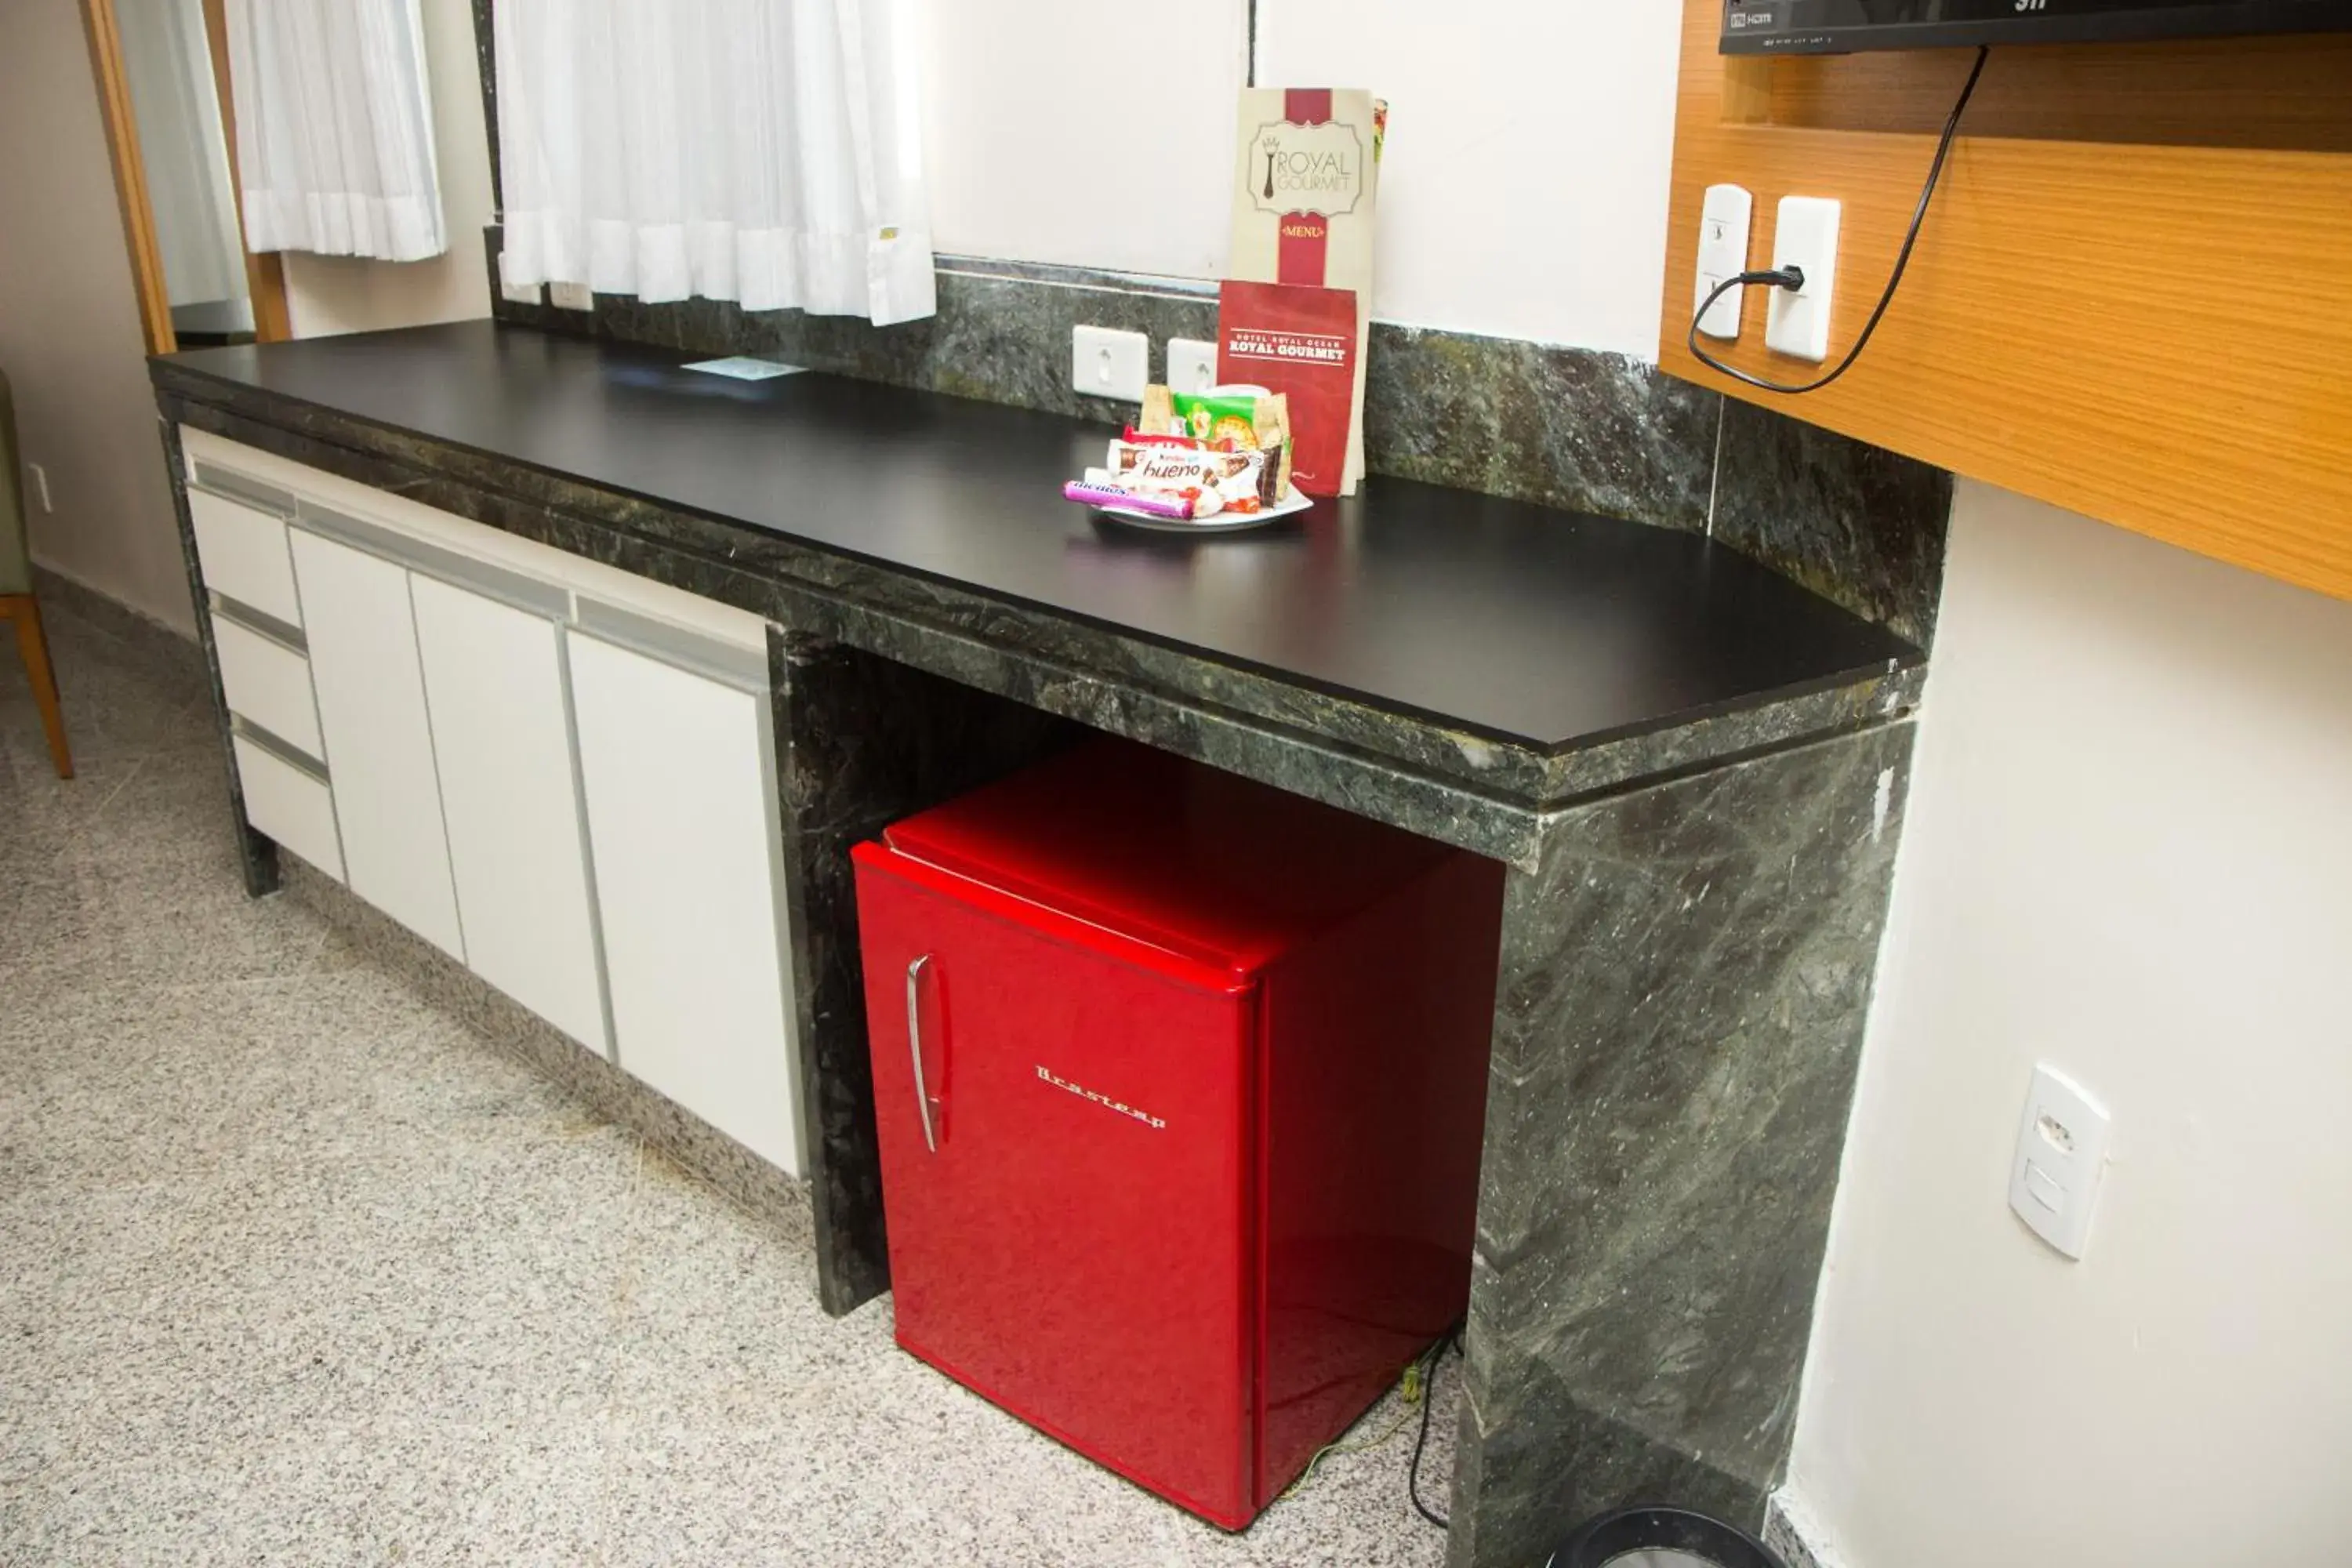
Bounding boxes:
[1545,1504,1787,1568]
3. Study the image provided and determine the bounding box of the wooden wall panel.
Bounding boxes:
[1660,3,2352,603]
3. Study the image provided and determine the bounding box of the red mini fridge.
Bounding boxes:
[851,740,1504,1529]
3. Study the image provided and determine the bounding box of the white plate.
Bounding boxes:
[1089,488,1314,534]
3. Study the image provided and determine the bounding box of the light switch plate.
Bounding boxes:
[2009,1064,2113,1260]
[550,281,595,312]
[1073,325,1149,403]
[1765,195,1841,363]
[1166,337,1219,395]
[1694,183,1755,341]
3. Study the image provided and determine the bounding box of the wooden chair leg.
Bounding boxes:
[4,593,73,779]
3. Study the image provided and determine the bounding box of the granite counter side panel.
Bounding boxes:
[154,371,1925,856]
[772,635,1081,1313]
[1449,720,1915,1568]
[1710,400,1955,649]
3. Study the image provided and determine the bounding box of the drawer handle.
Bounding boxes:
[906,953,938,1154]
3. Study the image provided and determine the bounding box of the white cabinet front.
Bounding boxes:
[568,632,804,1176]
[231,735,343,883]
[188,488,302,626]
[411,576,610,1056]
[287,529,465,959]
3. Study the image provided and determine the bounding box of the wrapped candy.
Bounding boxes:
[1061,481,1221,519]
[1138,385,1293,503]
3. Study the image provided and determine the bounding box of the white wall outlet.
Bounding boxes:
[1165,337,1219,395]
[501,277,545,307]
[1072,325,1149,404]
[1765,195,1842,363]
[1694,183,1755,341]
[550,281,595,312]
[27,463,52,514]
[2009,1064,2114,1261]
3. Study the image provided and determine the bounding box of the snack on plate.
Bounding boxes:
[1138,386,1181,443]
[1080,452,1261,519]
[1134,384,1294,503]
[1062,481,1219,520]
[1174,386,1270,450]
[1249,395,1294,502]
[1103,441,1265,496]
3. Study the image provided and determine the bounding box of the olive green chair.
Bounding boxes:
[1,365,72,778]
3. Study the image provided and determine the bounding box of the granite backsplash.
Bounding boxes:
[485,233,1952,648]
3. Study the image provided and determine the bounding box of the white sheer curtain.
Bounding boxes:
[494,0,935,325]
[225,0,448,260]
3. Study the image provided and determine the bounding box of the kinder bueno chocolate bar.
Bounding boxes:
[1100,446,1273,515]
[1104,441,1263,492]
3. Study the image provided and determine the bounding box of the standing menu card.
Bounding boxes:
[1215,281,1357,496]
[1227,89,1385,494]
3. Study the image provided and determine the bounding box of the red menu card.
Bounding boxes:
[1215,280,1359,498]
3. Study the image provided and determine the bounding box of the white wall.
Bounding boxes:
[281,0,492,338]
[0,0,196,634]
[1786,480,2352,1567]
[918,0,1682,358]
[918,0,1248,282]
[1253,1,1680,358]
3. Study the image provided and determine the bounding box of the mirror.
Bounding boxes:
[114,0,250,345]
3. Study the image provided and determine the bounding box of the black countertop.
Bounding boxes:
[160,321,1913,754]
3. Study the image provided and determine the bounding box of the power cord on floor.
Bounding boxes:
[1279,1366,1423,1501]
[1687,45,1991,396]
[1408,1324,1461,1530]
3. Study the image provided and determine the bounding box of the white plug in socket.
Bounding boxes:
[1765,196,1841,363]
[2009,1064,2113,1260]
[1073,325,1149,403]
[550,281,595,312]
[1166,338,1219,395]
[1694,184,1755,341]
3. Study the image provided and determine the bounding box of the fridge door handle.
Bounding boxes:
[906,953,939,1153]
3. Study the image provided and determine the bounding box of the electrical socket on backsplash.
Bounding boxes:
[1071,325,1148,404]
[1165,339,1218,396]
[550,281,594,312]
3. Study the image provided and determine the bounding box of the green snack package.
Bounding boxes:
[1171,384,1272,451]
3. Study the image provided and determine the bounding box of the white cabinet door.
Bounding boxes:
[288,529,465,958]
[568,631,803,1176]
[411,575,610,1055]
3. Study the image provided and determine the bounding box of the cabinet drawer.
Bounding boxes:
[232,735,343,881]
[191,488,302,626]
[212,614,323,763]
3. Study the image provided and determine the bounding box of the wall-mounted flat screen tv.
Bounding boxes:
[1722,0,2352,54]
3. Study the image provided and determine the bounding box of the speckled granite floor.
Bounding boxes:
[0,590,1457,1566]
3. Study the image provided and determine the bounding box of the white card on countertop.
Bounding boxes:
[684,357,804,381]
